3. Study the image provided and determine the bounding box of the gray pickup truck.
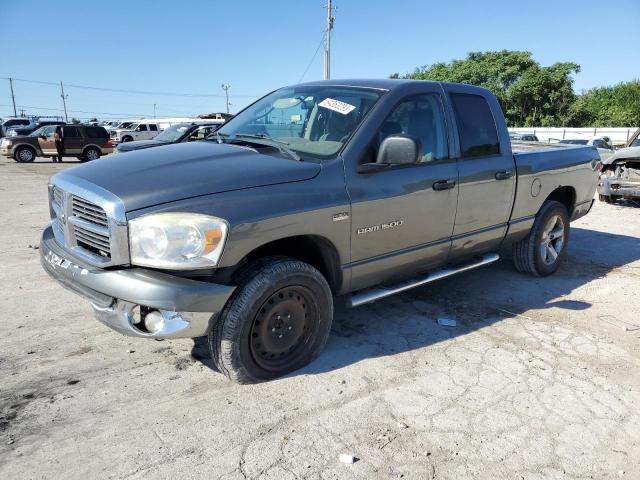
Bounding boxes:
[40,79,599,383]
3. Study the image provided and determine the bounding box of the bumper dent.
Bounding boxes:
[40,224,235,338]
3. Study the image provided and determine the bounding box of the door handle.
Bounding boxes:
[495,170,514,180]
[433,179,456,191]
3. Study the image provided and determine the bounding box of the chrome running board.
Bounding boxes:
[348,253,500,308]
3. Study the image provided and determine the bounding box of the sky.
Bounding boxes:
[1,0,638,121]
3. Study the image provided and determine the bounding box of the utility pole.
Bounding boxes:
[8,78,17,116]
[221,84,231,114]
[60,81,68,122]
[153,103,157,118]
[323,0,335,80]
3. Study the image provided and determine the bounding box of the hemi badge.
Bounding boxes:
[332,212,349,222]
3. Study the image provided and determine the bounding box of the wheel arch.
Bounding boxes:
[82,144,102,156]
[234,235,343,293]
[544,186,576,216]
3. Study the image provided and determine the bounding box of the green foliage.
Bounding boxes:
[71,117,81,124]
[569,81,640,127]
[393,50,640,127]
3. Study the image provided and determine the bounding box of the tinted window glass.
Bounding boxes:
[450,93,500,158]
[63,126,81,137]
[138,124,148,131]
[378,93,449,163]
[86,127,108,138]
[149,124,158,131]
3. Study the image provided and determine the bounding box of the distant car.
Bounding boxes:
[113,122,223,154]
[7,119,66,137]
[110,121,163,144]
[598,146,640,203]
[0,124,113,163]
[559,137,614,160]
[510,133,539,142]
[1,117,31,137]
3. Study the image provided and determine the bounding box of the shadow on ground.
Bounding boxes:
[191,227,640,376]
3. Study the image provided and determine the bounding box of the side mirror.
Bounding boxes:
[376,135,421,166]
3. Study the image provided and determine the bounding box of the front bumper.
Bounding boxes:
[0,146,13,157]
[598,175,640,199]
[40,224,235,338]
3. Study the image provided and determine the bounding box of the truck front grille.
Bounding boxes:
[72,196,108,227]
[74,224,111,256]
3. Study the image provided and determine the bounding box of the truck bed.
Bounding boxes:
[511,141,582,154]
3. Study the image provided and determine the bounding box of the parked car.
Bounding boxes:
[113,122,223,154]
[598,146,640,203]
[6,119,66,137]
[509,132,539,142]
[559,137,615,160]
[0,124,113,162]
[40,79,598,383]
[1,117,31,137]
[110,121,161,144]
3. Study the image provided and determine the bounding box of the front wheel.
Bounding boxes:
[208,257,333,384]
[512,200,570,277]
[14,146,35,163]
[121,136,133,143]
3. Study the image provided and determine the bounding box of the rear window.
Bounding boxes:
[450,93,500,158]
[85,126,109,138]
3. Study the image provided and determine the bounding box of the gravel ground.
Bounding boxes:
[0,156,639,480]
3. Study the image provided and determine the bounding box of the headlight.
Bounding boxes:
[129,213,228,269]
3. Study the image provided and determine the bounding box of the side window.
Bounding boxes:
[188,127,209,141]
[377,93,449,163]
[149,124,158,131]
[450,93,500,158]
[63,126,81,137]
[138,124,148,131]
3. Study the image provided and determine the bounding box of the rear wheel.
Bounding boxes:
[83,147,101,161]
[208,257,333,384]
[512,200,570,277]
[599,194,618,204]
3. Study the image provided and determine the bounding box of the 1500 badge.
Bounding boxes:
[357,220,403,235]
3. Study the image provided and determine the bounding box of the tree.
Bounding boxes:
[71,117,81,124]
[569,80,640,127]
[88,117,98,123]
[393,50,580,127]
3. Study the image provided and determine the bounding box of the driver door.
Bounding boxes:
[37,126,58,155]
[345,90,459,291]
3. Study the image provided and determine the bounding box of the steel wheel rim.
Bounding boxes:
[540,214,565,265]
[249,286,316,371]
[19,149,33,161]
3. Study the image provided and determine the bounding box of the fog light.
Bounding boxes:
[144,310,165,334]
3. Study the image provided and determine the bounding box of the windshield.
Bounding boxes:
[216,85,383,159]
[153,124,190,142]
[118,122,134,129]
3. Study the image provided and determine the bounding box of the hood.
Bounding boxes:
[55,141,321,212]
[601,146,640,165]
[116,139,168,152]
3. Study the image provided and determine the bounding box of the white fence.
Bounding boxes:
[509,127,639,145]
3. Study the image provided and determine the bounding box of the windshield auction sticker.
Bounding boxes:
[319,98,356,115]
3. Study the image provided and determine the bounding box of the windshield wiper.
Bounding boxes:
[231,133,301,161]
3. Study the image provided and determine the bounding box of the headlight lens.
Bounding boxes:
[129,213,228,269]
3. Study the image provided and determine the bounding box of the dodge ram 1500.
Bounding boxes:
[40,79,599,383]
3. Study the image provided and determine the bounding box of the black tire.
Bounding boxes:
[82,147,101,162]
[121,136,133,143]
[512,200,570,277]
[599,194,615,204]
[14,146,36,163]
[208,257,333,384]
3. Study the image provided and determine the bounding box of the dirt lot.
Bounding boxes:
[0,156,639,480]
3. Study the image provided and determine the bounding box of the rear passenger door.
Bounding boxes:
[62,126,83,155]
[148,123,159,139]
[445,86,516,258]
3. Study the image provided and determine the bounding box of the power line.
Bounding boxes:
[1,76,259,98]
[298,32,326,83]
